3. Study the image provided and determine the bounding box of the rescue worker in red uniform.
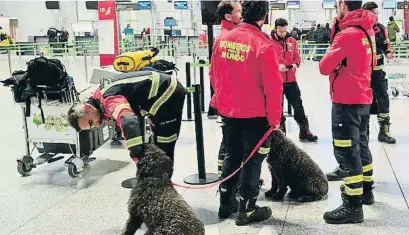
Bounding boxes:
[211,0,243,189]
[319,0,377,224]
[67,71,186,188]
[363,2,396,144]
[271,18,318,142]
[211,0,283,226]
[208,1,242,120]
[327,1,396,182]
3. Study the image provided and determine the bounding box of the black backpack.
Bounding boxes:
[150,60,179,75]
[290,30,299,40]
[26,57,68,89]
[2,57,77,122]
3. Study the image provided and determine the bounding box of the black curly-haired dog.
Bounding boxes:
[122,144,205,235]
[264,130,328,202]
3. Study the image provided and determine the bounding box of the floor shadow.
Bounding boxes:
[360,201,409,229]
[21,159,130,189]
[193,207,220,226]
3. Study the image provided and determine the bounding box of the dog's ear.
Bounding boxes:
[158,156,173,179]
[271,130,285,141]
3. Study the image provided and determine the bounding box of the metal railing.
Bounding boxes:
[0,39,200,58]
[298,40,409,60]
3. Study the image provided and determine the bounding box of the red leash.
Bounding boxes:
[172,127,274,189]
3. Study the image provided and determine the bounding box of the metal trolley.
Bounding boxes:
[16,87,115,178]
[385,59,409,98]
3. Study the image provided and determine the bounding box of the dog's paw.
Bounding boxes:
[297,195,327,202]
[271,194,285,201]
[297,196,313,202]
[264,189,275,198]
[265,190,284,201]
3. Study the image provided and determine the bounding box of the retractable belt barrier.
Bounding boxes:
[182,84,219,185]
[183,62,194,121]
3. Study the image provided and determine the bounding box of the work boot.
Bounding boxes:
[363,183,375,205]
[218,185,239,219]
[298,120,318,142]
[326,166,346,181]
[323,192,364,224]
[235,197,272,226]
[378,119,396,144]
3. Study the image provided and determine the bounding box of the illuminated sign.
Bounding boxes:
[174,1,188,9]
[270,2,286,10]
[137,1,152,10]
[397,1,409,9]
[383,0,397,9]
[164,17,177,27]
[287,1,300,9]
[116,3,138,11]
[322,0,335,9]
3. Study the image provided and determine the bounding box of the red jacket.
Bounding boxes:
[209,20,235,108]
[218,20,235,43]
[319,10,377,105]
[330,18,341,43]
[210,23,283,127]
[209,20,235,85]
[271,33,301,83]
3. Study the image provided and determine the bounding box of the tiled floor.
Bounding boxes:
[0,55,408,235]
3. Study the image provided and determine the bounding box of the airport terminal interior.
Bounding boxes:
[1,0,409,234]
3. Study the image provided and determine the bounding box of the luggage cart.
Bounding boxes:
[387,73,409,97]
[16,87,115,178]
[385,59,409,98]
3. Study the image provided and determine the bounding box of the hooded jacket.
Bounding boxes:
[209,20,236,105]
[319,9,377,105]
[373,23,392,71]
[330,18,341,43]
[386,21,400,41]
[210,22,283,127]
[271,32,301,83]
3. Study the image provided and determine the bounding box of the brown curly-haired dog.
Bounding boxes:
[121,144,205,235]
[264,130,328,202]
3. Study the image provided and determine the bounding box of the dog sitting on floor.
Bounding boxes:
[122,144,205,235]
[264,130,328,202]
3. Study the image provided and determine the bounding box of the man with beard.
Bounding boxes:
[319,0,377,224]
[271,18,318,142]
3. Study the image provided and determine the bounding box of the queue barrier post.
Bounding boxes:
[182,62,194,121]
[183,84,218,185]
[198,60,206,112]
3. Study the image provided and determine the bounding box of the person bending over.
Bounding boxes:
[67,71,186,188]
[271,18,318,142]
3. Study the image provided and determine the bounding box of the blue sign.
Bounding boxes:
[137,1,152,10]
[174,1,188,10]
[383,0,396,9]
[164,18,177,27]
[322,0,335,9]
[287,1,300,9]
[124,28,134,35]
